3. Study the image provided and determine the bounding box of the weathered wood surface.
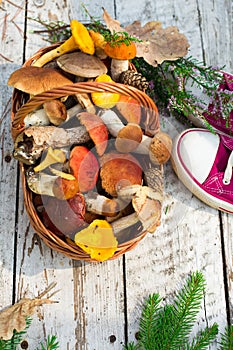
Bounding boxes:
[0,0,232,349]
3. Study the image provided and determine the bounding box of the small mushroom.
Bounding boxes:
[32,20,95,67]
[113,184,162,235]
[26,168,79,200]
[77,112,109,156]
[14,125,90,165]
[99,109,142,152]
[104,38,137,81]
[84,192,120,217]
[136,130,172,165]
[24,103,83,128]
[99,110,172,164]
[43,100,67,126]
[115,123,143,153]
[99,152,143,197]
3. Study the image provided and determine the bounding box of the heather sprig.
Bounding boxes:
[133,56,232,126]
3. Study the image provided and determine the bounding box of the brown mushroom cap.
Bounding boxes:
[7,66,73,95]
[100,152,142,197]
[115,123,143,153]
[57,52,108,78]
[43,100,67,126]
[149,131,172,165]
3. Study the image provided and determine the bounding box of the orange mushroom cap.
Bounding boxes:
[104,41,136,60]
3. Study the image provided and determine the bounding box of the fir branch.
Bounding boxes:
[36,335,59,350]
[218,325,233,349]
[184,323,218,350]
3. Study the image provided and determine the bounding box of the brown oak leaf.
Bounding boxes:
[0,283,58,340]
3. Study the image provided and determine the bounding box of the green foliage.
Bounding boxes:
[36,335,59,350]
[103,31,142,47]
[0,317,59,350]
[123,271,221,350]
[218,325,233,349]
[133,56,232,128]
[0,317,32,350]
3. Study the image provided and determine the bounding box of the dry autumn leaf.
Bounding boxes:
[0,283,58,340]
[102,8,190,67]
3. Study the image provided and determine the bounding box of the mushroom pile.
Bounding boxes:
[8,20,172,261]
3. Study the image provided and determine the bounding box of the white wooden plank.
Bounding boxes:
[124,115,227,348]
[0,0,25,309]
[197,0,233,72]
[118,0,229,347]
[13,1,126,349]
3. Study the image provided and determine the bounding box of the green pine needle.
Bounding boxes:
[184,323,219,350]
[36,335,59,350]
[218,325,233,349]
[124,272,220,350]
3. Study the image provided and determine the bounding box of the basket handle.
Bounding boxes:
[11,81,160,140]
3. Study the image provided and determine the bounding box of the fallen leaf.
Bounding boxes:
[0,283,58,340]
[102,8,190,66]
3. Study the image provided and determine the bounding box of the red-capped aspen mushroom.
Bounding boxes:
[99,152,142,197]
[69,146,99,192]
[98,109,142,152]
[32,20,95,67]
[13,125,90,165]
[41,193,86,238]
[77,112,108,156]
[104,39,137,81]
[91,74,120,109]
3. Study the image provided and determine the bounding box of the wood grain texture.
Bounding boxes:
[0,0,232,349]
[0,0,25,309]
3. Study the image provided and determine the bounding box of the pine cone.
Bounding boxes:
[119,70,149,91]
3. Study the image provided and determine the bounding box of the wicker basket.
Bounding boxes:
[10,44,162,261]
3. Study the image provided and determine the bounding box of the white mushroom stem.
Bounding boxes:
[110,59,129,81]
[74,93,96,114]
[99,109,153,153]
[99,109,125,136]
[26,171,58,196]
[24,103,83,128]
[111,212,139,234]
[84,192,120,217]
[24,109,50,127]
[14,125,90,164]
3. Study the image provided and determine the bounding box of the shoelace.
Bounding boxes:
[223,150,233,185]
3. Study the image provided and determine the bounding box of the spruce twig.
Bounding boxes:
[123,271,219,350]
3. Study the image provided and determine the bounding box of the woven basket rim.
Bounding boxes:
[11,44,162,262]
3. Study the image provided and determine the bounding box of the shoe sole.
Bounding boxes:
[171,128,233,214]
